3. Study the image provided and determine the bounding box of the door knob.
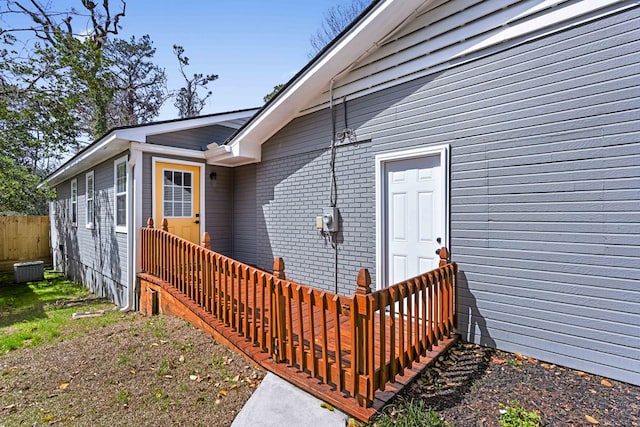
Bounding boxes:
[436,237,441,244]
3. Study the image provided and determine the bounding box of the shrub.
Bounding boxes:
[499,400,541,427]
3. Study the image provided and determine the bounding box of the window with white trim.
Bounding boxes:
[114,157,127,232]
[86,171,94,228]
[70,178,77,226]
[163,169,193,217]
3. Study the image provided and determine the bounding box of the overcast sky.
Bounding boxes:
[112,0,344,120]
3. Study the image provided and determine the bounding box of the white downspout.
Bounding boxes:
[122,146,143,311]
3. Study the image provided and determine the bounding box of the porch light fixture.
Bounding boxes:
[209,171,217,181]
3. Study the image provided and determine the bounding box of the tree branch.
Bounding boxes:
[8,0,126,48]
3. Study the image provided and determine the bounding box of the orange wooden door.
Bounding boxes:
[154,161,201,244]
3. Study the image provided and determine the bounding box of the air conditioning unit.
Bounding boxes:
[14,261,44,283]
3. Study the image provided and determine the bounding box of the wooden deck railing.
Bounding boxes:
[140,218,456,408]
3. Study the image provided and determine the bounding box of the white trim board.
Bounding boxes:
[85,170,95,229]
[113,155,129,234]
[128,147,144,311]
[374,144,450,290]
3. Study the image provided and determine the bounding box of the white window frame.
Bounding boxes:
[161,168,194,219]
[70,178,78,227]
[85,171,95,229]
[374,144,450,290]
[114,156,128,233]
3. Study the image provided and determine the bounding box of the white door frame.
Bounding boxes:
[151,156,206,239]
[375,144,450,290]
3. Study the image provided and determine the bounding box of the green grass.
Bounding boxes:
[210,355,225,369]
[157,359,172,376]
[118,353,132,366]
[180,337,194,351]
[0,270,87,310]
[117,389,130,404]
[0,270,121,353]
[370,399,452,427]
[151,387,171,411]
[145,317,167,338]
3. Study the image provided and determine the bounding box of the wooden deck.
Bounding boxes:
[138,220,458,422]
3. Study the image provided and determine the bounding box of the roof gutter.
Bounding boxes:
[43,133,126,188]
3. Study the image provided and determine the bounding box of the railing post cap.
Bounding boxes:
[201,231,211,249]
[162,218,169,232]
[146,217,154,228]
[439,246,449,266]
[273,256,285,270]
[356,268,371,295]
[273,257,285,279]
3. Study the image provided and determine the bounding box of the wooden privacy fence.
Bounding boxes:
[0,216,51,271]
[140,218,456,409]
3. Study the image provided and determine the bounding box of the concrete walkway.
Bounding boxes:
[232,373,349,427]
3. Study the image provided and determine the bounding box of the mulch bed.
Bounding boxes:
[393,341,640,426]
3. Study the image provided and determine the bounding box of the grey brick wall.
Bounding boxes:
[256,141,376,294]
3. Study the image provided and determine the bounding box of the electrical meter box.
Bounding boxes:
[322,207,339,232]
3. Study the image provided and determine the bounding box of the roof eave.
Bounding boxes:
[205,142,260,166]
[206,0,428,162]
[43,108,260,187]
[45,133,130,188]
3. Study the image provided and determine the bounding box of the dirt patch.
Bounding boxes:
[0,313,264,426]
[393,342,640,426]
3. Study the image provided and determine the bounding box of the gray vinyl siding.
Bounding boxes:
[146,125,237,150]
[307,0,633,111]
[247,7,640,384]
[205,165,233,256]
[233,164,257,265]
[141,153,153,224]
[53,152,129,305]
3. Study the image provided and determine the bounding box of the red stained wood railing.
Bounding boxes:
[140,218,456,408]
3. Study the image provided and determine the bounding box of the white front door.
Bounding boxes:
[383,154,445,287]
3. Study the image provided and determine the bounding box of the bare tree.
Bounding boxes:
[3,0,126,48]
[0,0,128,214]
[172,44,218,118]
[309,0,371,55]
